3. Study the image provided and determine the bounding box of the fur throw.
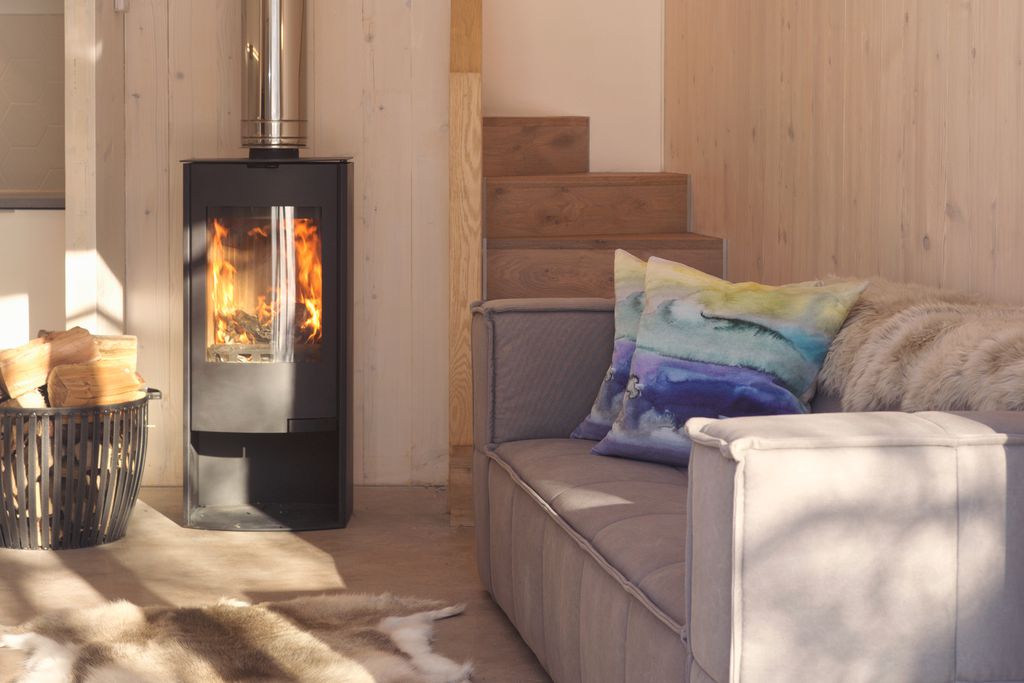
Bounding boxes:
[0,593,472,683]
[819,278,1024,412]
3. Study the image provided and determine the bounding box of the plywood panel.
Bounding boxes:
[124,1,451,486]
[666,0,1024,303]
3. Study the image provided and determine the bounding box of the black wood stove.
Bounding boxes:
[182,0,352,530]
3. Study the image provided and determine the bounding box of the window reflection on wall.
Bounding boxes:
[0,1,64,205]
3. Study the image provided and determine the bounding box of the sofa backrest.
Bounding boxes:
[809,391,844,413]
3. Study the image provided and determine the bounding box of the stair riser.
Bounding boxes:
[486,177,690,238]
[487,245,724,299]
[483,118,589,177]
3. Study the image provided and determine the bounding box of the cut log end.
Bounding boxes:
[47,362,146,408]
[0,327,100,400]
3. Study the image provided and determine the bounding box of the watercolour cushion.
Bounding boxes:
[571,250,647,441]
[593,258,867,466]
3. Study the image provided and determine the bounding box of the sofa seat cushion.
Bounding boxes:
[489,438,689,631]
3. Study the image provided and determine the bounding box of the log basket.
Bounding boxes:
[0,389,160,550]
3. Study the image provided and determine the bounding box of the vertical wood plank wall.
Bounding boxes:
[64,0,125,335]
[125,1,450,486]
[447,0,482,526]
[665,1,1024,302]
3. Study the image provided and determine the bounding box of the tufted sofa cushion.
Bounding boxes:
[490,438,689,631]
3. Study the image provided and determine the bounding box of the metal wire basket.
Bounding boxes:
[0,389,158,550]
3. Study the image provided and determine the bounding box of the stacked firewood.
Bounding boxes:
[0,328,145,408]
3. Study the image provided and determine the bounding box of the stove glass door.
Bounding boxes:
[206,206,323,363]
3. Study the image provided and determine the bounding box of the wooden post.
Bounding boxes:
[448,0,482,526]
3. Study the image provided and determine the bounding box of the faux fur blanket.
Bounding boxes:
[0,594,472,683]
[819,278,1024,412]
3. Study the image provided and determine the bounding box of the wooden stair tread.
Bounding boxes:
[484,116,589,127]
[488,171,686,186]
[486,172,690,238]
[483,116,589,177]
[488,232,719,249]
[486,232,723,300]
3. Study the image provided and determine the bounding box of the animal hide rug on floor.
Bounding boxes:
[819,278,1024,412]
[0,593,472,683]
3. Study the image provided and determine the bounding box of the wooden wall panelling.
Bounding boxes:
[125,0,175,486]
[64,0,125,335]
[308,0,365,483]
[125,1,451,487]
[903,2,949,287]
[449,0,482,525]
[409,2,452,485]
[665,0,1024,303]
[358,0,416,485]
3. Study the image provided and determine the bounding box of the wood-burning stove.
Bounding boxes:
[183,158,352,530]
[182,0,352,530]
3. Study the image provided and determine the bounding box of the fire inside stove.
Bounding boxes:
[206,206,323,363]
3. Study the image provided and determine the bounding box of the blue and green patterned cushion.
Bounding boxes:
[571,250,647,441]
[593,258,866,466]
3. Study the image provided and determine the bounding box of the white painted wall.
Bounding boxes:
[0,210,65,348]
[482,0,664,172]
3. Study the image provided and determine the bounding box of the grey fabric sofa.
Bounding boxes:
[471,298,1024,683]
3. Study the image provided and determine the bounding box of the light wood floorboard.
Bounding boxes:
[0,486,548,682]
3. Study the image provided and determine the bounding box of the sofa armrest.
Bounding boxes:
[471,298,613,447]
[683,410,1024,683]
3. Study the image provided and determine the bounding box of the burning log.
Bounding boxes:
[0,328,100,400]
[47,362,146,408]
[232,309,273,343]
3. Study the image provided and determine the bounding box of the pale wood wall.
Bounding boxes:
[65,0,125,335]
[665,1,1024,302]
[125,1,450,486]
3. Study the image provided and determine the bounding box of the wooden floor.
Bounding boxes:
[0,486,549,682]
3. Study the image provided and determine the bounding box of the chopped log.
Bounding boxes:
[0,388,48,409]
[47,362,146,408]
[0,328,100,400]
[232,309,272,343]
[39,332,140,371]
[94,335,138,372]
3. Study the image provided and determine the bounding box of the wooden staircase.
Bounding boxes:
[483,117,724,299]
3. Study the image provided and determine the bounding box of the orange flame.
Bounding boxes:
[294,218,323,343]
[209,218,252,344]
[208,216,323,348]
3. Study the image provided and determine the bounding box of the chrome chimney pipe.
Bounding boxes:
[242,0,306,150]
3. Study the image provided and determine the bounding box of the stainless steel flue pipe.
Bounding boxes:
[242,0,306,148]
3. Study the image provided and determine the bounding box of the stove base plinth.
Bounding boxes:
[187,502,344,531]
